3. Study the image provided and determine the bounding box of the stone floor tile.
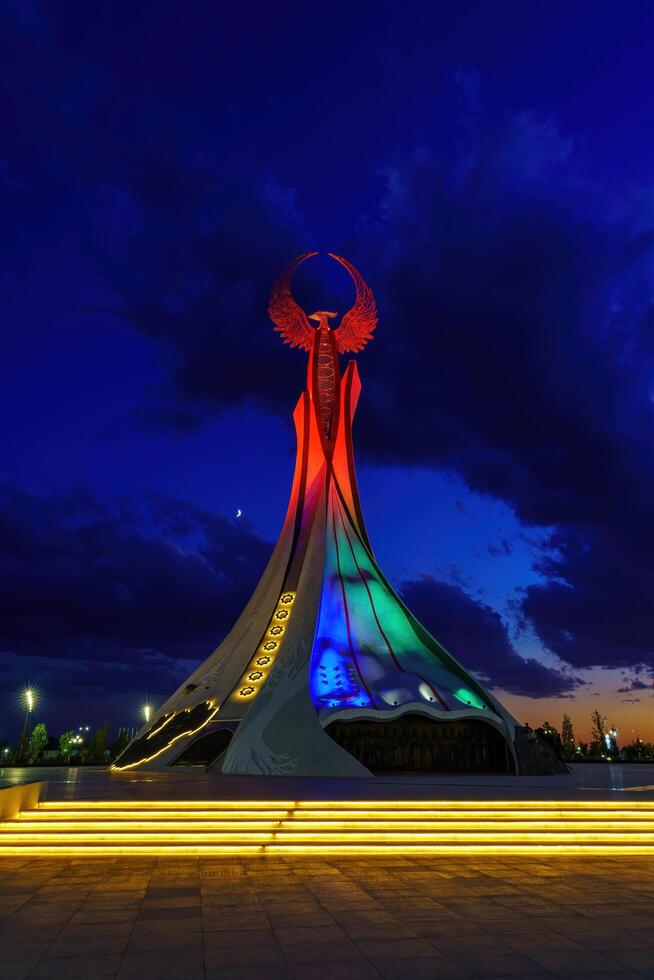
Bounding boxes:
[131,917,202,936]
[118,948,204,974]
[372,956,467,979]
[281,938,366,964]
[0,923,64,943]
[202,911,271,931]
[338,915,419,940]
[127,931,203,954]
[610,948,654,971]
[573,931,646,951]
[354,937,438,959]
[205,968,294,980]
[502,932,587,954]
[291,962,383,979]
[137,905,201,921]
[412,919,487,938]
[0,938,51,956]
[275,924,351,945]
[46,936,128,958]
[451,953,549,975]
[204,926,277,947]
[268,910,335,928]
[481,919,555,936]
[204,941,287,968]
[30,953,123,978]
[118,970,203,980]
[529,950,628,974]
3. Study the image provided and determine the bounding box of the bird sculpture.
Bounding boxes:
[268,252,377,444]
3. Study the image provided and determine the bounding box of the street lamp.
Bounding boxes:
[143,704,153,725]
[17,687,37,764]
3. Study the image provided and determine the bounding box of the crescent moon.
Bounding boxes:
[236,509,242,518]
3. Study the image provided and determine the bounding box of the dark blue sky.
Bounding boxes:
[2,1,653,742]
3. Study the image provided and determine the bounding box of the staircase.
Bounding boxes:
[2,800,654,855]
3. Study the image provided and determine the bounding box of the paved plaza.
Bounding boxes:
[2,766,654,978]
[3,763,654,804]
[1,854,654,980]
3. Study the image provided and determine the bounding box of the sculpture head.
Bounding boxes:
[308,310,338,329]
[268,252,377,354]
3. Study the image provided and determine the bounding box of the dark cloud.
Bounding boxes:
[399,575,580,699]
[67,76,652,675]
[616,677,654,694]
[355,92,654,675]
[0,479,581,728]
[0,482,271,668]
[3,5,653,692]
[522,523,654,671]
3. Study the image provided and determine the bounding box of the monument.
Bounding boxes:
[114,252,565,776]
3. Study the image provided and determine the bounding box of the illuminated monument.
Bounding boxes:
[114,253,565,777]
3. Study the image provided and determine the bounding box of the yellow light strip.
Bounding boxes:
[110,702,219,771]
[37,799,654,810]
[0,845,653,856]
[229,592,296,703]
[9,820,654,833]
[4,830,654,842]
[21,814,654,826]
[31,806,654,819]
[145,712,176,740]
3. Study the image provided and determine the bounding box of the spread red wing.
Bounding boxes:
[330,252,378,353]
[268,251,317,351]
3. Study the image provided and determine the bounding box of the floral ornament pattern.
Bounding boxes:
[230,592,296,705]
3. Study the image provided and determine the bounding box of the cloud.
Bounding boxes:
[399,575,581,698]
[352,82,654,675]
[616,675,654,693]
[3,14,653,690]
[0,482,271,673]
[0,480,581,725]
[70,73,653,676]
[522,523,654,670]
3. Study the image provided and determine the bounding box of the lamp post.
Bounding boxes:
[143,704,152,725]
[17,688,36,764]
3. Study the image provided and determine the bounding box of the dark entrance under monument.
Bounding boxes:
[326,713,515,774]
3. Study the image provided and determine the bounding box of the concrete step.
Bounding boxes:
[8,819,654,832]
[2,799,654,855]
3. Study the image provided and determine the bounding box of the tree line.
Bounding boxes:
[539,711,653,763]
[1,722,131,766]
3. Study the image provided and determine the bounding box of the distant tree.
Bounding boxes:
[539,721,564,760]
[88,722,109,763]
[59,730,75,763]
[607,725,619,758]
[590,710,606,758]
[108,730,130,761]
[561,715,575,761]
[28,723,48,763]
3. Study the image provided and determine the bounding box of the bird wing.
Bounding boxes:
[330,253,378,354]
[268,251,317,351]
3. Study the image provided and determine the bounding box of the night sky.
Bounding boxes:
[2,1,653,745]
